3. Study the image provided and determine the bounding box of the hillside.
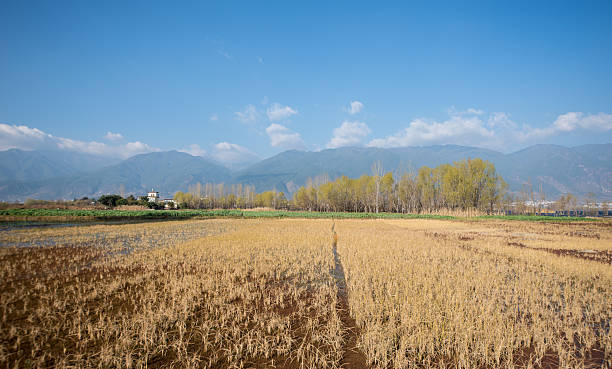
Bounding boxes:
[233,145,505,193]
[0,144,610,201]
[0,151,231,201]
[0,149,115,181]
[499,144,612,200]
[233,144,611,200]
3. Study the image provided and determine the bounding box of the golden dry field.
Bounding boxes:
[1,218,611,368]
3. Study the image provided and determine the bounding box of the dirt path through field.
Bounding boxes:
[331,223,369,368]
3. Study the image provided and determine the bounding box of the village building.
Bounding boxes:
[147,189,160,203]
[161,198,177,209]
[147,189,176,209]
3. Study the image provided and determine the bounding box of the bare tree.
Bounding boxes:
[371,161,383,213]
[584,192,597,216]
[538,181,546,214]
[602,201,609,217]
[526,180,536,214]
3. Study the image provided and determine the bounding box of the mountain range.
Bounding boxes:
[0,144,610,201]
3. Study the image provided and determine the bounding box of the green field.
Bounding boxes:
[0,208,599,222]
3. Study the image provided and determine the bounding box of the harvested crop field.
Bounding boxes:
[1,217,611,368]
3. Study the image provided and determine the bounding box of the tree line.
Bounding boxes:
[173,183,289,210]
[173,158,508,214]
[293,158,506,213]
[7,156,605,215]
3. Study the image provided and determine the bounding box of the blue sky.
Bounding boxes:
[1,1,611,166]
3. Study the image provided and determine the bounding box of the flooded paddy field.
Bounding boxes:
[0,219,179,232]
[0,218,610,368]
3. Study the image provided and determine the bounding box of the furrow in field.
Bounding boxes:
[331,223,369,368]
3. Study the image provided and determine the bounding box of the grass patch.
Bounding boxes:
[477,214,600,222]
[0,208,601,222]
[0,208,454,220]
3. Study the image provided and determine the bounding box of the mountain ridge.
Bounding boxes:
[0,150,230,201]
[0,144,610,201]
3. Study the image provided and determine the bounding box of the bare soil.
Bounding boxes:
[507,241,612,264]
[332,229,369,369]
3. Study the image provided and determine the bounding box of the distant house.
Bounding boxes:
[161,198,177,209]
[147,189,160,203]
[146,189,176,209]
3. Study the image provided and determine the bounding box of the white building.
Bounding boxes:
[147,189,160,203]
[162,198,177,209]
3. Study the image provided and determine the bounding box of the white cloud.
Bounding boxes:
[346,101,364,115]
[464,108,484,115]
[0,124,50,149]
[179,142,259,169]
[265,123,305,149]
[448,107,484,116]
[368,114,494,148]
[234,105,259,124]
[520,112,612,140]
[368,109,612,150]
[209,114,219,122]
[104,131,123,141]
[487,112,517,129]
[210,142,259,167]
[181,144,206,157]
[327,121,371,148]
[553,112,583,132]
[553,112,612,131]
[120,141,159,157]
[266,103,298,121]
[0,123,158,158]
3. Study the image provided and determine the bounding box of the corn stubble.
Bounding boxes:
[1,217,611,368]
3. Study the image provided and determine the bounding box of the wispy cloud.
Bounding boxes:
[265,123,305,149]
[448,106,484,116]
[0,123,158,158]
[210,142,259,167]
[179,142,259,168]
[327,121,371,148]
[210,38,233,61]
[209,114,219,122]
[218,50,232,60]
[266,103,298,121]
[345,100,364,115]
[487,112,517,129]
[234,104,259,124]
[180,144,206,157]
[104,131,123,141]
